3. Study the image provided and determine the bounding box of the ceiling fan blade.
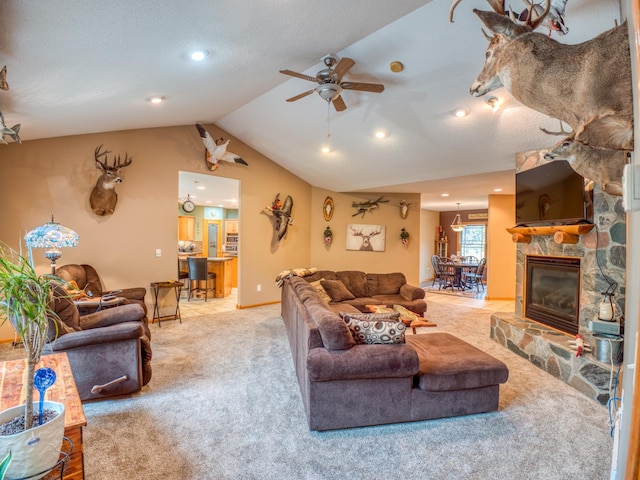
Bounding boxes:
[279,69,319,83]
[332,95,347,112]
[333,57,355,79]
[341,82,385,93]
[286,89,315,102]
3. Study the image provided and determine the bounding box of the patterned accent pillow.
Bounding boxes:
[320,279,355,302]
[309,279,332,303]
[342,313,406,345]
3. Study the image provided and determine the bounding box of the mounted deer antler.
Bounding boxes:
[450,0,566,34]
[90,144,133,216]
[539,121,573,136]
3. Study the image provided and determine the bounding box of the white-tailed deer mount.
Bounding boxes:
[90,144,132,216]
[468,4,632,152]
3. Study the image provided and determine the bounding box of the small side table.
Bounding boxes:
[150,281,183,327]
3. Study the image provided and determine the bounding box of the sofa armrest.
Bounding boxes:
[118,287,147,302]
[400,284,425,301]
[78,303,146,330]
[307,344,419,382]
[48,322,144,350]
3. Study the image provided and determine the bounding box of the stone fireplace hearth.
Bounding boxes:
[490,150,627,405]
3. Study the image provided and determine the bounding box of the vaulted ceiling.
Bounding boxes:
[0,0,623,210]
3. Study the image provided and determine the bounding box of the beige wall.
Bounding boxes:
[486,194,516,299]
[420,209,440,282]
[309,189,421,285]
[0,124,422,341]
[0,124,310,329]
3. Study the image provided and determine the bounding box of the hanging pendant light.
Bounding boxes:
[450,203,465,232]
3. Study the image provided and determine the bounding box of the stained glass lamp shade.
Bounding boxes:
[24,216,79,274]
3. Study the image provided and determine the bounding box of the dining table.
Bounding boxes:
[440,261,479,290]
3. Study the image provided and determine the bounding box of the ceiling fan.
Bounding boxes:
[279,54,384,111]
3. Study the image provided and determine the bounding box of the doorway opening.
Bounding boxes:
[178,171,241,310]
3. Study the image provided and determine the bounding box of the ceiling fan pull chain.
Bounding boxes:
[327,101,331,139]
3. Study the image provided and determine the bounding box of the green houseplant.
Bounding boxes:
[0,244,65,478]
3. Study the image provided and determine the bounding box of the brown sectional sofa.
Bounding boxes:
[301,270,427,315]
[281,273,509,431]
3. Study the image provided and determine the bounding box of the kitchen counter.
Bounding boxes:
[179,256,235,298]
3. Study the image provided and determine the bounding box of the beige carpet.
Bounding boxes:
[0,298,613,479]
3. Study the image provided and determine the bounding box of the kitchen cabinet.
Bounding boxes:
[224,220,239,255]
[178,216,195,241]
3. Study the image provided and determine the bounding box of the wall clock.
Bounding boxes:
[182,195,195,213]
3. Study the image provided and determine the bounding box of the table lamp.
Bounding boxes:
[24,216,79,274]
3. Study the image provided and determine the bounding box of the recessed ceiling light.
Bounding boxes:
[375,131,387,139]
[191,50,209,61]
[494,188,503,192]
[486,96,500,112]
[454,109,468,118]
[197,186,206,190]
[441,193,450,197]
[149,95,165,104]
[321,146,331,154]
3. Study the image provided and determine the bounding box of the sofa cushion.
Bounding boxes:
[321,280,356,302]
[407,333,509,391]
[399,283,426,301]
[367,272,406,296]
[309,279,332,303]
[306,302,355,351]
[336,271,369,298]
[342,313,405,345]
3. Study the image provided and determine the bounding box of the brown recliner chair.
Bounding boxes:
[55,264,147,314]
[45,286,152,401]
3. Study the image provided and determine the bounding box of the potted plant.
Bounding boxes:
[400,228,410,246]
[0,245,65,479]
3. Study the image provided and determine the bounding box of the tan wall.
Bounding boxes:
[486,194,516,299]
[420,209,440,282]
[309,189,421,285]
[0,123,311,341]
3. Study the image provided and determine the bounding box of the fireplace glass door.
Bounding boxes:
[525,255,580,335]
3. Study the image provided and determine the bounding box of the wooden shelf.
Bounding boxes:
[506,224,594,244]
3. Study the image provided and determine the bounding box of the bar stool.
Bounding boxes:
[187,257,216,301]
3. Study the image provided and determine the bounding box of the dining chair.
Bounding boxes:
[431,255,442,287]
[462,257,486,292]
[437,257,457,290]
[187,257,216,301]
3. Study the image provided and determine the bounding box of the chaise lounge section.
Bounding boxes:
[281,275,509,431]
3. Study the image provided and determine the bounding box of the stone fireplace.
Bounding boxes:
[490,149,627,405]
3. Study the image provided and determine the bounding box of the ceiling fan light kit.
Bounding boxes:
[280,54,384,112]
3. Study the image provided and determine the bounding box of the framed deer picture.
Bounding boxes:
[346,224,385,252]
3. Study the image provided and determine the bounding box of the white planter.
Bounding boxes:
[0,401,65,480]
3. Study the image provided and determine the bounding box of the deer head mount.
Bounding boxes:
[90,144,132,216]
[467,5,632,153]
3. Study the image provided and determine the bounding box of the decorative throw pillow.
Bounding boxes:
[309,279,332,303]
[342,313,406,345]
[320,279,356,302]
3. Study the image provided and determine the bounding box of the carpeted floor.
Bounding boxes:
[0,298,613,479]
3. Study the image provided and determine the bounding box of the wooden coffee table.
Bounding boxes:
[0,353,86,480]
[365,305,437,333]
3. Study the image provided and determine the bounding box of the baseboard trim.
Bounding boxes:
[237,300,281,309]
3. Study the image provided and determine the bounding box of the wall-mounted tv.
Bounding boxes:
[515,160,593,227]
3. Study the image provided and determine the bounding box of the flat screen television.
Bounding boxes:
[515,160,593,226]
